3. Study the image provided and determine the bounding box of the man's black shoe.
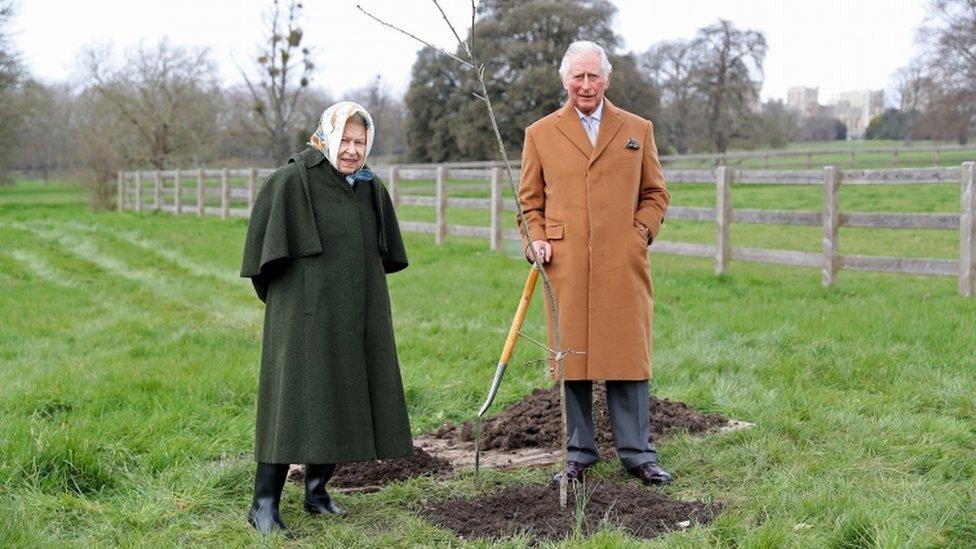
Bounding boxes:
[552,460,589,484]
[627,462,673,485]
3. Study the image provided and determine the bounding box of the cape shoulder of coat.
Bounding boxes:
[240,147,408,302]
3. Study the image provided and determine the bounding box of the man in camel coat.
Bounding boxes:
[518,40,672,485]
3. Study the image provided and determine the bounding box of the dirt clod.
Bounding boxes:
[434,383,728,457]
[420,480,718,543]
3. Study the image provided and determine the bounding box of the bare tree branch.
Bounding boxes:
[355,5,475,69]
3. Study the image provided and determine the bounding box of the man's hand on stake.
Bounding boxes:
[525,240,552,264]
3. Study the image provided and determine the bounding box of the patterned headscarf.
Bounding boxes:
[308,101,375,174]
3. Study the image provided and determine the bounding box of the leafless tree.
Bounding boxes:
[641,40,702,154]
[891,63,930,144]
[239,0,314,165]
[691,20,767,153]
[70,89,137,210]
[916,0,976,143]
[348,75,406,159]
[13,80,76,181]
[82,39,221,169]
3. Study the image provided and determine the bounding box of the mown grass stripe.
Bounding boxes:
[6,248,80,289]
[42,220,242,285]
[8,221,257,329]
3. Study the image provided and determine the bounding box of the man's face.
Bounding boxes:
[337,121,367,175]
[563,52,610,115]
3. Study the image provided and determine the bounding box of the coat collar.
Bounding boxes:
[299,146,327,168]
[555,99,624,166]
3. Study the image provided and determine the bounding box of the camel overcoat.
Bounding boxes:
[517,99,669,381]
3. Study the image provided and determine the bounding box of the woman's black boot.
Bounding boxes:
[247,463,292,536]
[304,463,345,515]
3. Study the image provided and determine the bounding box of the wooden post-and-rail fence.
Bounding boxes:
[661,143,976,169]
[119,161,976,297]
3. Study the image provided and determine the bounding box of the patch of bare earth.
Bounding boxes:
[421,480,719,543]
[288,446,453,492]
[433,383,730,458]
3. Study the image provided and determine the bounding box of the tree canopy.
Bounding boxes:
[404,0,659,162]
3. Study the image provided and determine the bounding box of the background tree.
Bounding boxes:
[915,0,976,143]
[640,20,768,154]
[795,109,847,141]
[83,39,222,169]
[348,75,407,160]
[239,0,314,165]
[404,46,465,162]
[70,89,137,210]
[690,19,767,153]
[750,99,796,149]
[641,40,703,154]
[0,0,24,182]
[866,109,915,140]
[13,80,76,181]
[216,84,331,166]
[404,0,659,162]
[891,63,929,143]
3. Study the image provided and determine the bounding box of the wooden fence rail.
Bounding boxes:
[383,143,976,170]
[659,143,976,168]
[118,161,976,297]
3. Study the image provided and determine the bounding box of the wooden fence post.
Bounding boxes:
[892,150,899,167]
[197,168,205,217]
[960,161,975,297]
[117,171,124,211]
[822,166,841,287]
[762,154,769,169]
[247,167,257,213]
[135,171,143,213]
[154,170,162,210]
[490,167,502,251]
[715,166,732,275]
[849,149,856,168]
[934,147,941,167]
[220,168,229,219]
[174,170,182,215]
[435,165,447,245]
[388,165,400,210]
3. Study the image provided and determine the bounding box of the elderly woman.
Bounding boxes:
[240,101,412,535]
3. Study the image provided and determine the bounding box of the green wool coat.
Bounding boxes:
[241,147,413,464]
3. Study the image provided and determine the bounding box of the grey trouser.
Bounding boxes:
[565,380,658,469]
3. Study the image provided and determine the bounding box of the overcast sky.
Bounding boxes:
[12,0,928,105]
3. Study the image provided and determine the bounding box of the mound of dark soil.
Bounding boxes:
[434,383,727,456]
[327,446,453,487]
[421,480,718,543]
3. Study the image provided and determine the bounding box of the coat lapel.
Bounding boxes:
[589,100,623,167]
[555,101,593,159]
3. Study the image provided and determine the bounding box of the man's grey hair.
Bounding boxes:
[558,40,613,81]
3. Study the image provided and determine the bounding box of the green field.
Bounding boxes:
[1,180,974,547]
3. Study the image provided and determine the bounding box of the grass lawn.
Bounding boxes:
[1,179,974,546]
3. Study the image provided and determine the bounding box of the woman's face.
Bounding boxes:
[337,121,367,174]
